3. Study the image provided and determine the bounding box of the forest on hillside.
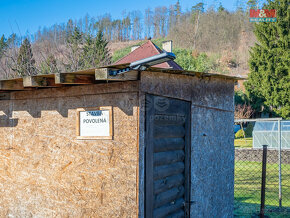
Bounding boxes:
[0,1,259,79]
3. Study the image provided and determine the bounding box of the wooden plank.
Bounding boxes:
[154,125,185,138]
[168,209,185,218]
[146,68,244,80]
[153,198,184,218]
[0,92,10,100]
[95,68,138,81]
[184,101,191,218]
[154,174,184,195]
[154,186,184,209]
[154,150,185,166]
[55,73,95,84]
[23,75,59,87]
[153,162,184,181]
[154,138,184,153]
[145,94,155,218]
[153,114,185,126]
[0,79,24,90]
[147,95,190,217]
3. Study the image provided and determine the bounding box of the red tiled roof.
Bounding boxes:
[114,40,183,70]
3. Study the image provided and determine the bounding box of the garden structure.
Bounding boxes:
[0,40,241,217]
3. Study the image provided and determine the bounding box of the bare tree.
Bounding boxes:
[131,11,142,40]
[153,7,162,38]
[235,104,254,139]
[144,8,153,38]
[235,104,254,119]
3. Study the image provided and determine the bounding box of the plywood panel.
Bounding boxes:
[140,71,234,112]
[0,86,139,217]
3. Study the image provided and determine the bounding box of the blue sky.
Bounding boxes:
[0,0,252,37]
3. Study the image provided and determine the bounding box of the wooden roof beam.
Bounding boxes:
[0,79,25,90]
[95,68,138,81]
[55,73,95,84]
[23,75,60,88]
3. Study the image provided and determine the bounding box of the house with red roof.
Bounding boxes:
[114,40,183,70]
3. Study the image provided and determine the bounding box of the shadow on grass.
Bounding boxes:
[234,198,290,218]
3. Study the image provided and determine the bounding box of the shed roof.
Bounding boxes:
[0,66,245,93]
[114,40,183,70]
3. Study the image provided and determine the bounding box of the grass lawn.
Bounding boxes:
[235,161,290,217]
[235,137,253,148]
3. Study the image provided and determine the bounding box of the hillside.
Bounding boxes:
[110,31,256,76]
[0,2,257,79]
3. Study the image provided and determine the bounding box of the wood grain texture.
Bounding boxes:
[0,87,139,217]
[10,81,139,100]
[153,138,185,153]
[154,125,185,138]
[23,75,59,87]
[154,186,184,209]
[95,68,139,81]
[153,198,184,218]
[140,71,235,112]
[0,92,10,100]
[55,73,95,84]
[154,174,184,195]
[153,151,185,166]
[145,94,190,218]
[0,79,24,90]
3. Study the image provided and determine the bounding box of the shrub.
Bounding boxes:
[235,129,245,139]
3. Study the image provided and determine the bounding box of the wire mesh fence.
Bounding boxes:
[234,119,290,217]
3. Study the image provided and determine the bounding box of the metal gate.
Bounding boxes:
[145,94,191,218]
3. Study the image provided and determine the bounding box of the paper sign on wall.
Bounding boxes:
[76,107,113,139]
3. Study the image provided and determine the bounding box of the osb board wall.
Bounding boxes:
[190,107,234,217]
[140,71,234,111]
[0,82,139,217]
[139,71,235,217]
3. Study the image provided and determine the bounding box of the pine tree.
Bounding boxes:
[82,34,95,69]
[94,31,111,66]
[174,0,181,23]
[82,31,111,68]
[191,2,205,13]
[65,27,83,71]
[40,55,58,74]
[245,0,290,118]
[16,38,36,76]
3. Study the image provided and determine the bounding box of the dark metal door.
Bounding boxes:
[145,94,191,218]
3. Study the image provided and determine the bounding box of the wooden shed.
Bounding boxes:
[0,44,240,217]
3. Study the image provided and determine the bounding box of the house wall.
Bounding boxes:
[139,71,235,217]
[0,82,140,217]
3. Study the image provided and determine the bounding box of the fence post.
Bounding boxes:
[260,145,268,218]
[278,120,282,208]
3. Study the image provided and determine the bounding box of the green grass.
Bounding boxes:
[235,138,253,148]
[234,201,290,217]
[235,160,290,217]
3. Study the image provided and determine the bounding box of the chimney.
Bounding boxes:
[131,45,140,52]
[162,40,172,52]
